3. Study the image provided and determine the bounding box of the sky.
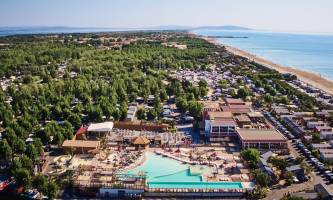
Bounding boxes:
[1,0,333,33]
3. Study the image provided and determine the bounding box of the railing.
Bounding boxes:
[146,187,246,193]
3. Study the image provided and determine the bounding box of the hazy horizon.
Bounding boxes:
[1,0,333,34]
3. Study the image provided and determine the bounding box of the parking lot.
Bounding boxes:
[264,111,333,185]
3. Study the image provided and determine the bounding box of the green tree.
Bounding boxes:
[33,138,44,156]
[20,155,33,171]
[237,87,250,100]
[15,168,32,187]
[0,139,12,162]
[14,138,26,155]
[63,120,74,140]
[187,101,203,120]
[241,148,260,168]
[33,174,48,194]
[269,157,287,171]
[219,79,228,89]
[26,144,38,161]
[247,187,268,199]
[284,171,294,185]
[11,158,22,174]
[136,108,146,120]
[4,128,17,147]
[147,109,157,121]
[312,132,322,143]
[53,132,65,146]
[68,113,82,128]
[253,169,271,187]
[281,196,305,200]
[46,181,59,200]
[176,96,188,114]
[160,88,168,101]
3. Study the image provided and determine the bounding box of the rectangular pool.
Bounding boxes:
[148,181,243,189]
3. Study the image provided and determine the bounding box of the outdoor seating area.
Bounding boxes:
[107,129,191,147]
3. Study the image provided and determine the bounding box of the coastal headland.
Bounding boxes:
[201,36,333,95]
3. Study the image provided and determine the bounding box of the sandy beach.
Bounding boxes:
[202,36,333,95]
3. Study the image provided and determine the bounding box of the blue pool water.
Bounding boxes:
[125,152,243,189]
[194,29,333,80]
[148,181,243,189]
[126,152,202,182]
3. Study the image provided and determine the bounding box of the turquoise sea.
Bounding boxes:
[194,29,333,80]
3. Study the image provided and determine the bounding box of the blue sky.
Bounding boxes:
[1,0,332,33]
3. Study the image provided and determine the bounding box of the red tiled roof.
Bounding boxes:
[76,126,87,135]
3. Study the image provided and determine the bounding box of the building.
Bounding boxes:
[315,126,333,133]
[281,116,306,137]
[236,129,287,150]
[307,121,325,129]
[62,140,100,154]
[316,111,330,119]
[247,112,265,123]
[286,165,305,177]
[224,98,246,105]
[126,106,137,121]
[86,122,114,139]
[234,115,251,128]
[221,104,252,114]
[272,106,290,115]
[320,131,333,140]
[204,120,237,141]
[113,121,169,132]
[203,111,238,141]
[314,183,333,200]
[311,143,331,150]
[259,151,277,182]
[319,149,333,161]
[204,111,233,120]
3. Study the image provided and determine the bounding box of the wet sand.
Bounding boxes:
[203,36,333,95]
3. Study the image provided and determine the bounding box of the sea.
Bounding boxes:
[194,29,333,80]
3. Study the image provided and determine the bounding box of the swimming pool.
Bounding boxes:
[148,181,243,189]
[125,152,244,189]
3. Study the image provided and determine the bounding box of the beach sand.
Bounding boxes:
[203,36,333,95]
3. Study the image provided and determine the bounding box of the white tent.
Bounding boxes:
[87,122,114,132]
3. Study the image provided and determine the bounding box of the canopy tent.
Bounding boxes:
[133,136,150,145]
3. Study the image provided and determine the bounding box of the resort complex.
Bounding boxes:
[0,31,333,200]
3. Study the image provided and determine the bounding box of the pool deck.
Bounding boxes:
[122,149,254,192]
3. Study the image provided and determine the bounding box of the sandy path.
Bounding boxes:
[202,36,333,95]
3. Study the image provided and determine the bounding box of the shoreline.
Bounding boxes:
[199,35,333,95]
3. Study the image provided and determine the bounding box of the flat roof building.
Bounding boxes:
[62,140,100,154]
[234,115,252,128]
[236,129,287,150]
[87,121,114,140]
[311,143,331,150]
[205,119,237,142]
[224,98,245,105]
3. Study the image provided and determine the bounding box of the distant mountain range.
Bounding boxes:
[0,25,251,36]
[149,25,251,30]
[194,25,251,30]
